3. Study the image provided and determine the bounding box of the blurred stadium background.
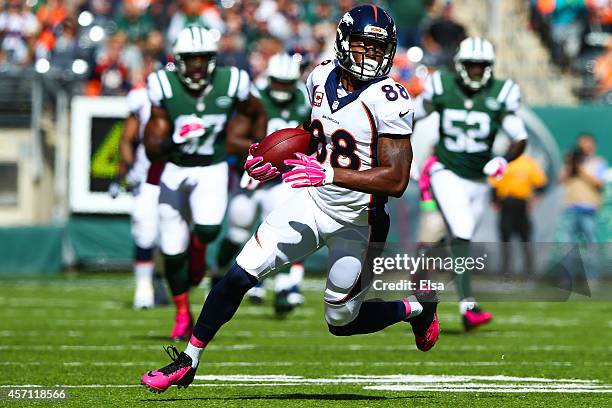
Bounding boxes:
[0,0,609,277]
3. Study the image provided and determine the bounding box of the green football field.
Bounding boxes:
[1,274,611,407]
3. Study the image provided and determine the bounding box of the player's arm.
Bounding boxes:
[118,114,139,178]
[226,93,267,155]
[484,83,528,177]
[413,71,438,121]
[144,105,174,161]
[283,135,412,198]
[333,136,412,198]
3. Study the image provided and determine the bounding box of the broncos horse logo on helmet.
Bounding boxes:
[335,4,397,82]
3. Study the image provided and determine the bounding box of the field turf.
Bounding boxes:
[1,274,611,407]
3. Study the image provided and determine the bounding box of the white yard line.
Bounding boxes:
[2,374,611,393]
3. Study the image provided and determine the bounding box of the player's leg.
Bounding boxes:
[158,164,193,340]
[141,190,323,392]
[216,192,262,300]
[131,182,159,309]
[262,182,305,312]
[322,212,438,351]
[189,162,229,257]
[430,168,491,330]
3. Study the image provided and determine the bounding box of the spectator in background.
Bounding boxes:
[0,0,39,67]
[248,35,283,81]
[115,0,153,46]
[559,133,608,281]
[217,32,250,72]
[143,30,167,67]
[48,17,80,71]
[537,0,587,68]
[593,39,612,99]
[86,33,131,95]
[490,154,548,276]
[422,0,466,67]
[386,0,434,48]
[35,0,68,58]
[166,0,224,47]
[586,0,612,33]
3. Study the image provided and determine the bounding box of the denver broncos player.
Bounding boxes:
[141,5,439,393]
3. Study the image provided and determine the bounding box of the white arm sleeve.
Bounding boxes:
[501,114,528,141]
[235,69,251,102]
[305,71,315,105]
[498,80,521,112]
[147,72,164,107]
[413,73,437,120]
[126,88,148,114]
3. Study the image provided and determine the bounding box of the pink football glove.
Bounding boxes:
[483,156,508,179]
[244,143,280,183]
[282,153,334,188]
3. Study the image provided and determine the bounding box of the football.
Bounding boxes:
[255,128,313,173]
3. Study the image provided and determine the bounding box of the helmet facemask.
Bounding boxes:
[337,34,396,82]
[175,52,217,91]
[268,78,296,103]
[453,37,496,91]
[455,59,493,91]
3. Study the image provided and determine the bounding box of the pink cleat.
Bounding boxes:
[463,307,493,331]
[140,345,196,393]
[170,312,193,341]
[408,291,440,352]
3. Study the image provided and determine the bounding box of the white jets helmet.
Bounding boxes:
[173,25,220,91]
[266,53,301,103]
[454,37,495,91]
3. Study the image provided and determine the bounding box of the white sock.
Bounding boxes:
[459,297,476,315]
[134,261,154,285]
[184,342,203,368]
[274,273,293,293]
[289,263,305,286]
[404,295,423,319]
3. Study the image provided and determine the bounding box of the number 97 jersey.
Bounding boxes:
[305,60,414,226]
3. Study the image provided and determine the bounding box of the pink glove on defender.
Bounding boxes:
[244,143,280,183]
[282,153,334,188]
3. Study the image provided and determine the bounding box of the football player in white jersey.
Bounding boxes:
[141,6,439,393]
[109,82,163,310]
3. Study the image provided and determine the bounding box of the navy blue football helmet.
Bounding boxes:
[335,4,397,81]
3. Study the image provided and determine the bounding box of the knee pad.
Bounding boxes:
[193,224,221,244]
[324,298,360,328]
[235,227,277,278]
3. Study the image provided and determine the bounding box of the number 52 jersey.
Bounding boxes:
[306,60,414,226]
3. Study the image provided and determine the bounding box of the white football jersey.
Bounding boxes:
[125,87,151,184]
[305,60,414,225]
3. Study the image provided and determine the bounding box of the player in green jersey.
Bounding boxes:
[216,53,312,314]
[414,37,527,330]
[144,26,267,340]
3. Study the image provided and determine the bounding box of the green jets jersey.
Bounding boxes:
[258,83,311,134]
[147,66,251,167]
[425,70,521,179]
